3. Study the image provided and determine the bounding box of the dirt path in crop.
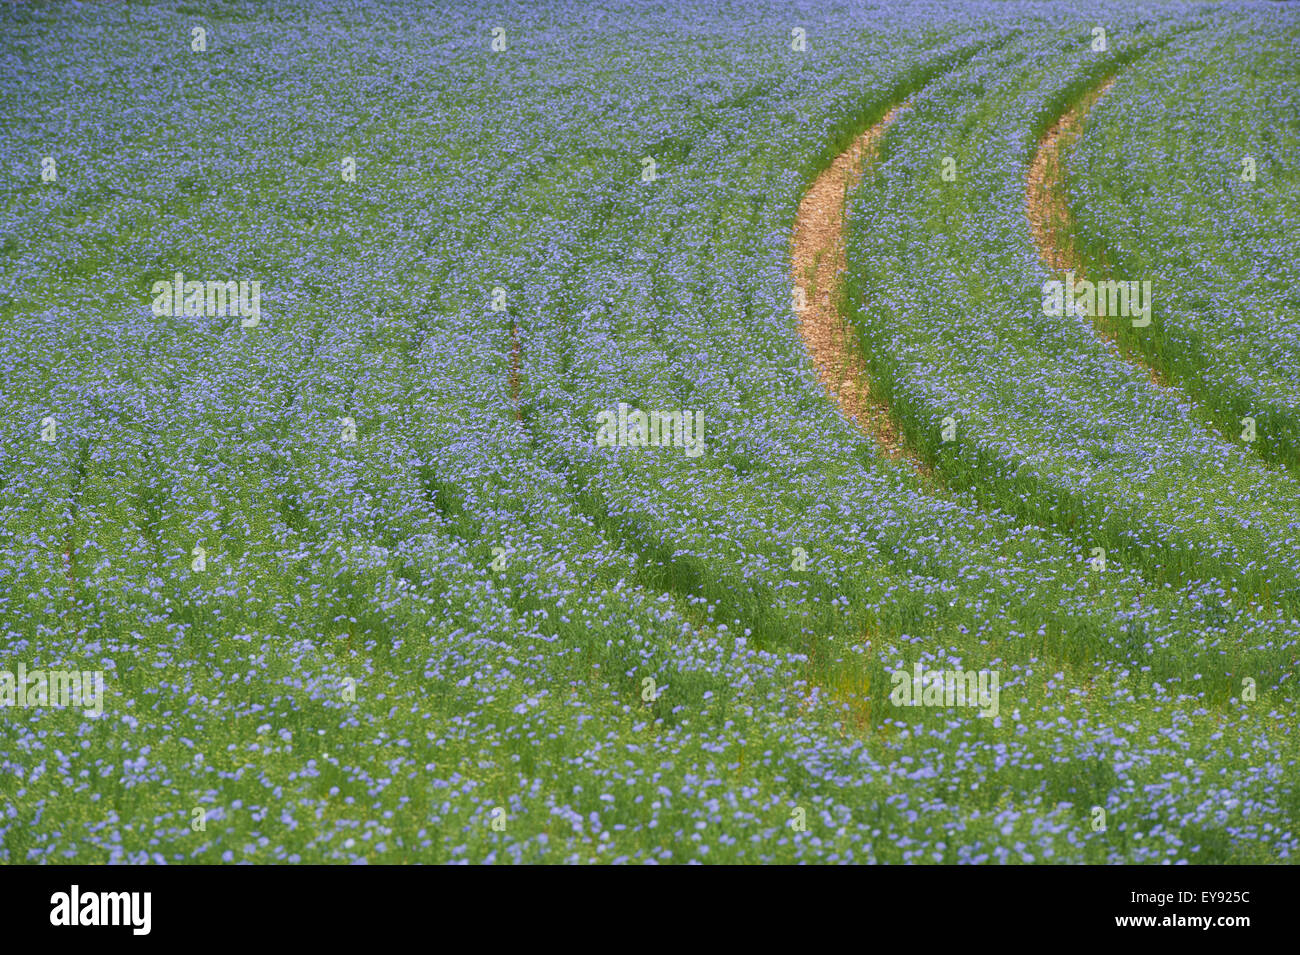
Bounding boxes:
[791,105,927,474]
[1028,74,1300,476]
[1027,79,1115,275]
[1026,77,1174,392]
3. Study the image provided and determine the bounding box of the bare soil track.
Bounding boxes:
[1026,76,1175,392]
[791,105,927,475]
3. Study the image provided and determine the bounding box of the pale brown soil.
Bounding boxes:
[791,105,928,474]
[1026,77,1175,392]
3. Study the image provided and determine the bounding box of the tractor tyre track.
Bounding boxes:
[791,104,929,476]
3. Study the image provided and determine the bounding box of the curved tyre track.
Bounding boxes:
[1025,71,1288,461]
[1028,70,1297,479]
[1024,76,1181,393]
[791,104,928,475]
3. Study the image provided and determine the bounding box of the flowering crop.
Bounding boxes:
[0,0,1296,864]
